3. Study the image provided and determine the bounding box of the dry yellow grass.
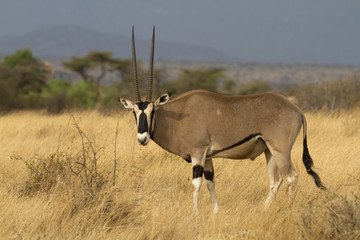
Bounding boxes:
[0,109,359,239]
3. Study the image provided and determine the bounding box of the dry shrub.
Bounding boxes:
[11,151,68,195]
[298,190,360,239]
[11,117,108,198]
[5,114,131,238]
[10,115,115,207]
[295,75,360,111]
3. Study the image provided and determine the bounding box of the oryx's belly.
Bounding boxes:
[207,135,267,160]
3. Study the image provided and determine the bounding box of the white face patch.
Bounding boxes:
[216,108,222,116]
[143,103,154,126]
[133,104,141,120]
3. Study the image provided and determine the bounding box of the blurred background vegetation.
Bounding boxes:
[1,48,360,113]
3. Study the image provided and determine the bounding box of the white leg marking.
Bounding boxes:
[206,179,219,214]
[204,158,219,213]
[191,151,207,215]
[192,177,202,215]
[286,173,298,201]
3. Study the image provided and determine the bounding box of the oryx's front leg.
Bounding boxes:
[191,151,207,215]
[204,158,219,213]
[192,164,203,215]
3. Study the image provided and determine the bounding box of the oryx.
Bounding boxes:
[119,27,326,214]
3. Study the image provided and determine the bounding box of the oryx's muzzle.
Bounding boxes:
[137,132,150,145]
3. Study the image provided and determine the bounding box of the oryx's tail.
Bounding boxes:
[302,115,326,190]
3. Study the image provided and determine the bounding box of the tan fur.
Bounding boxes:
[152,90,303,160]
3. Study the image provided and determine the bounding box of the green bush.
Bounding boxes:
[0,48,47,110]
[42,79,72,113]
[100,85,119,107]
[68,81,97,108]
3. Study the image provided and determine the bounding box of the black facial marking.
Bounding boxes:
[135,101,152,134]
[193,165,204,179]
[149,108,155,132]
[138,112,148,133]
[136,101,151,110]
[204,171,214,181]
[150,108,155,120]
[207,133,262,158]
[133,111,137,123]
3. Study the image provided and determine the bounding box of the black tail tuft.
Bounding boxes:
[303,137,326,190]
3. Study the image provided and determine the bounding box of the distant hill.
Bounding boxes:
[0,26,236,62]
[40,57,360,88]
[1,26,359,87]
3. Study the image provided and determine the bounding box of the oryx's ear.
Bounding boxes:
[154,93,170,109]
[118,98,135,109]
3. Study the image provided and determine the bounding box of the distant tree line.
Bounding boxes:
[1,48,359,113]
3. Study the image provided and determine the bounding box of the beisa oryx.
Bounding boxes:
[119,26,326,214]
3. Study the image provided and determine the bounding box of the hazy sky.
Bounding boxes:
[0,0,359,65]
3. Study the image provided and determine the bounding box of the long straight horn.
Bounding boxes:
[132,26,141,102]
[146,25,155,101]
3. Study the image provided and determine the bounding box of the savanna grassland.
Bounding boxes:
[0,110,359,239]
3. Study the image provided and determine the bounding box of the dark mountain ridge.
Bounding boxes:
[0,26,236,62]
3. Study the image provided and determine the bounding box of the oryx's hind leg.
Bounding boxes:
[264,149,283,208]
[269,148,298,205]
[204,158,219,213]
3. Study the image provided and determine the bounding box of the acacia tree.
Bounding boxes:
[63,57,92,82]
[86,51,114,88]
[63,51,116,103]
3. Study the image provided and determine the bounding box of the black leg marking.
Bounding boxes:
[193,165,204,179]
[204,171,214,181]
